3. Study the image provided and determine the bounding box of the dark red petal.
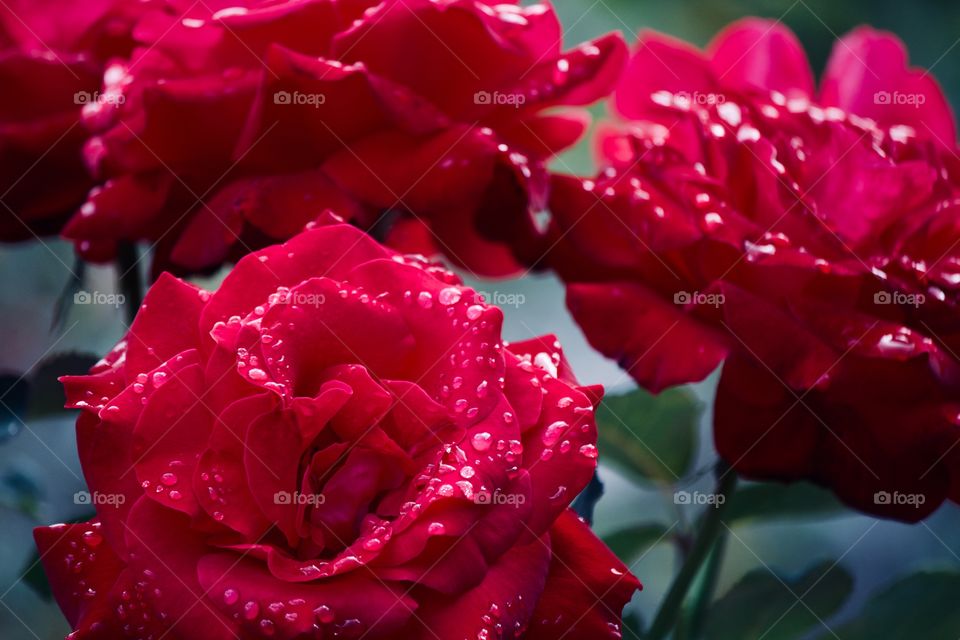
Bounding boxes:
[122,498,238,639]
[125,272,206,379]
[196,552,415,639]
[195,392,278,538]
[199,225,391,334]
[132,363,211,516]
[706,18,814,99]
[567,282,729,392]
[820,26,956,145]
[615,30,716,120]
[34,521,124,637]
[526,510,640,640]
[404,530,552,639]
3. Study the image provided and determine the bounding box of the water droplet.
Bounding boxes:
[417,292,433,309]
[223,589,239,605]
[247,368,267,381]
[314,604,335,624]
[579,444,598,459]
[471,432,492,452]
[438,288,462,305]
[542,421,569,447]
[466,305,484,320]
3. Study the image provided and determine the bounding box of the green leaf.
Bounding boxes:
[836,572,960,639]
[0,469,44,518]
[50,257,86,333]
[21,550,53,601]
[595,387,701,484]
[623,610,645,638]
[725,481,846,524]
[572,471,604,524]
[0,373,29,442]
[602,523,672,562]
[705,560,853,640]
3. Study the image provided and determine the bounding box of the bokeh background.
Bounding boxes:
[2,0,960,637]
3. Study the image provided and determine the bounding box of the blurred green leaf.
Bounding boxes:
[705,560,853,640]
[0,373,29,442]
[725,481,846,524]
[603,523,672,562]
[21,551,52,601]
[0,469,44,517]
[835,572,960,640]
[27,353,98,418]
[623,610,645,638]
[595,387,701,484]
[572,472,604,524]
[50,257,86,332]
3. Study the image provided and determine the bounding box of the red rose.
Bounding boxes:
[547,20,960,520]
[0,0,142,241]
[62,0,626,275]
[35,223,639,638]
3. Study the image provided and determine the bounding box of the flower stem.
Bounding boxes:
[116,243,143,326]
[646,464,737,640]
[684,524,729,638]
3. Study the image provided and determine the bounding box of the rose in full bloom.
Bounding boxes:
[35,223,639,638]
[0,0,142,241]
[62,0,626,275]
[547,19,960,520]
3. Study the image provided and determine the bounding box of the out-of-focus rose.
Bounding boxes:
[35,223,639,638]
[0,0,143,241]
[547,19,960,520]
[62,0,626,276]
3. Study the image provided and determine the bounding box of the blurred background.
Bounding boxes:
[2,0,960,638]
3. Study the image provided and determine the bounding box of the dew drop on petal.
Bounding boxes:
[471,432,492,452]
[438,287,462,305]
[314,604,335,624]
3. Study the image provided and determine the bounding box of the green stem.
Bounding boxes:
[646,465,737,640]
[116,243,143,326]
[685,525,729,638]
